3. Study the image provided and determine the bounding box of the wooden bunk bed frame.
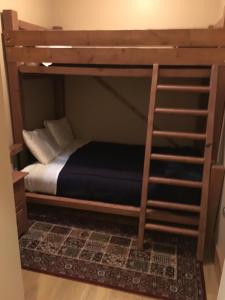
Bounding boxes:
[2,10,225,261]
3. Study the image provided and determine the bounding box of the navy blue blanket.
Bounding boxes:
[57,142,203,206]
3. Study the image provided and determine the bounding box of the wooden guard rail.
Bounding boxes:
[4,29,225,47]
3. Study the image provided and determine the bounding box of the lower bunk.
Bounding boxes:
[24,140,203,238]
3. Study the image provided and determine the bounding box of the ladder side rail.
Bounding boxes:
[197,65,219,260]
[138,64,159,249]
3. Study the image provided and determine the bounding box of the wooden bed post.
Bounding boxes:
[212,66,225,162]
[206,164,225,255]
[2,10,24,145]
[53,75,65,118]
[52,26,65,119]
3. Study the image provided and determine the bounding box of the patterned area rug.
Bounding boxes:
[19,205,206,300]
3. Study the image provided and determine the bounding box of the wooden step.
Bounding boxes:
[145,223,199,237]
[154,108,208,116]
[151,153,204,164]
[147,200,201,213]
[153,130,206,140]
[149,176,203,188]
[157,84,210,93]
[146,209,199,226]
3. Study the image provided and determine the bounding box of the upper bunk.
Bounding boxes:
[2,9,225,79]
[2,9,225,163]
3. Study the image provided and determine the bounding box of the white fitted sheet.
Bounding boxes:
[22,139,90,195]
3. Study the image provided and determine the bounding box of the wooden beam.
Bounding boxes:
[18,65,211,78]
[6,47,225,65]
[213,66,225,162]
[18,20,47,31]
[2,10,24,144]
[19,65,152,77]
[26,192,140,217]
[4,29,225,47]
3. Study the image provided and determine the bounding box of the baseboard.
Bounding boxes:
[215,245,223,282]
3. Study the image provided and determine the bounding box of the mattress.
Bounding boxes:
[23,140,203,207]
[23,139,90,195]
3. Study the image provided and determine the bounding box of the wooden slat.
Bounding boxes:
[18,20,47,31]
[26,192,140,217]
[155,108,208,116]
[145,209,199,226]
[153,130,206,140]
[19,65,211,79]
[5,47,225,65]
[157,84,210,93]
[150,153,204,164]
[149,176,202,188]
[147,200,201,213]
[19,65,211,78]
[4,29,225,47]
[145,223,199,237]
[19,65,152,77]
[138,64,159,249]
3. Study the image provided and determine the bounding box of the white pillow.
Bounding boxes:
[23,128,61,164]
[44,118,74,149]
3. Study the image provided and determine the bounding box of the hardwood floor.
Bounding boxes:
[22,263,219,300]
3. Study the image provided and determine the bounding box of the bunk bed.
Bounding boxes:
[2,9,225,261]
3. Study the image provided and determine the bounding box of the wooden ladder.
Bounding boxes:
[138,64,218,261]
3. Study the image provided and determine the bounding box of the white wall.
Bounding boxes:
[52,0,220,29]
[0,2,53,299]
[0,68,24,300]
[0,1,53,144]
[218,264,225,300]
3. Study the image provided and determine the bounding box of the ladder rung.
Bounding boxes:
[147,200,201,213]
[155,108,208,116]
[149,176,203,188]
[157,84,210,93]
[146,209,199,226]
[145,223,199,237]
[151,153,205,164]
[153,130,206,140]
